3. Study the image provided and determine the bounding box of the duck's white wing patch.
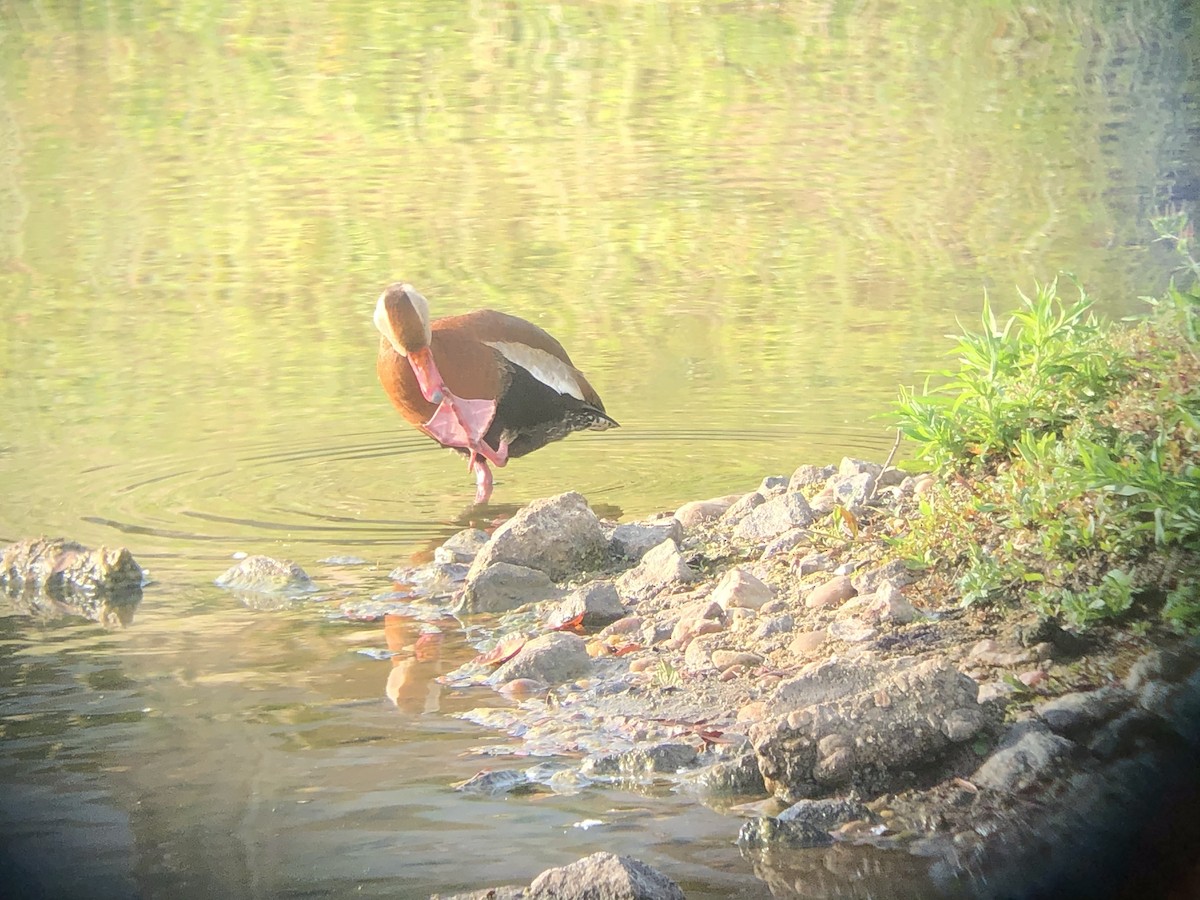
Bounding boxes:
[485,341,585,402]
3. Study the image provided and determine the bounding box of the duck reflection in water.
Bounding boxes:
[383,614,445,714]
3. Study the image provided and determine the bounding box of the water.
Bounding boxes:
[0,1,1197,896]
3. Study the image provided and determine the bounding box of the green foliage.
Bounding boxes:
[895,279,1124,469]
[893,232,1200,629]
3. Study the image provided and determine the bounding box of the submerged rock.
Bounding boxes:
[737,815,834,850]
[582,742,699,778]
[469,491,607,582]
[526,852,685,900]
[216,555,316,594]
[0,537,143,625]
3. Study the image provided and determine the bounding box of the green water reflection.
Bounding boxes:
[0,1,1197,896]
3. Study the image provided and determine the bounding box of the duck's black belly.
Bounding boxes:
[483,362,616,459]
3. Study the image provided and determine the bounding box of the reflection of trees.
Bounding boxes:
[0,77,29,274]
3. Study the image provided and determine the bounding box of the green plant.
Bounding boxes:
[895,280,1125,470]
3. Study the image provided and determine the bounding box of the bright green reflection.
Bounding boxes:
[0,0,1195,569]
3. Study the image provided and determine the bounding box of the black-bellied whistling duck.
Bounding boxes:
[373,282,618,504]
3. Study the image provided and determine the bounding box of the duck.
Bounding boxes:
[373,282,618,504]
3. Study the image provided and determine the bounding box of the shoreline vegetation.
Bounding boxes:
[4,217,1199,898]
[893,209,1200,633]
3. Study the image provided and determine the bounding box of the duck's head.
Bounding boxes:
[374,282,444,403]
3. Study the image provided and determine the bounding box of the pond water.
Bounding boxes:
[0,2,1197,897]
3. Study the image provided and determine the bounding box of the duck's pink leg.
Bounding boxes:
[472,456,494,504]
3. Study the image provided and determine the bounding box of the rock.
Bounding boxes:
[838,457,883,479]
[1036,685,1132,737]
[433,887,525,900]
[683,633,724,670]
[547,582,626,629]
[851,559,915,595]
[457,562,564,614]
[789,464,836,492]
[216,555,315,594]
[970,639,1036,668]
[759,475,789,494]
[828,617,877,643]
[865,582,920,624]
[712,650,763,672]
[582,743,699,778]
[831,472,876,511]
[718,491,767,527]
[760,528,809,559]
[453,769,533,795]
[805,575,856,609]
[1124,646,1198,693]
[387,561,470,599]
[599,615,644,638]
[488,632,591,685]
[753,614,795,641]
[1087,708,1174,760]
[469,491,607,582]
[711,567,773,611]
[1,537,143,625]
[674,494,741,530]
[793,551,833,576]
[877,467,908,489]
[752,658,985,801]
[737,816,833,850]
[733,492,816,543]
[610,519,684,562]
[616,539,698,602]
[434,528,490,564]
[972,722,1076,793]
[695,749,766,796]
[527,852,685,900]
[788,629,827,655]
[778,797,871,831]
[977,681,1017,705]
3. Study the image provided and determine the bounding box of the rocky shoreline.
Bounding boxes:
[5,457,1199,899]
[396,459,1200,899]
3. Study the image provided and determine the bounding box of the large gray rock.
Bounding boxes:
[733,492,816,543]
[615,539,697,602]
[457,562,564,614]
[469,492,607,582]
[527,852,685,900]
[751,658,986,802]
[488,632,591,685]
[1,537,143,625]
